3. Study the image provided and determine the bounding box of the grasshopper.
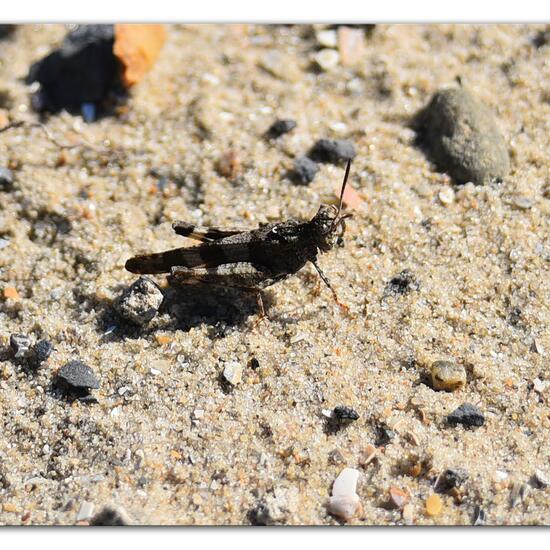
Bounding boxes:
[125,160,353,319]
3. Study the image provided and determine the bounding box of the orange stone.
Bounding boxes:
[334,180,363,210]
[3,287,20,300]
[155,334,173,345]
[425,494,442,517]
[114,24,167,87]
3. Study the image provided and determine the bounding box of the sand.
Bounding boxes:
[0,23,549,525]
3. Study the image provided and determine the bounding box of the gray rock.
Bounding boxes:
[310,139,356,164]
[267,119,297,139]
[416,87,510,185]
[10,334,31,359]
[31,339,54,367]
[115,276,164,326]
[57,360,99,392]
[292,156,319,184]
[0,167,14,189]
[447,402,485,427]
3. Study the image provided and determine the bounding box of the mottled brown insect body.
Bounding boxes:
[125,161,353,316]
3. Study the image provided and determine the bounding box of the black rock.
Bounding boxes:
[309,139,356,164]
[332,406,359,424]
[247,502,273,526]
[267,119,297,138]
[385,269,420,296]
[292,156,318,184]
[27,24,118,114]
[415,87,510,185]
[90,505,132,526]
[0,167,14,190]
[31,339,54,366]
[447,403,485,428]
[435,468,469,492]
[374,424,396,446]
[10,334,31,359]
[56,360,99,395]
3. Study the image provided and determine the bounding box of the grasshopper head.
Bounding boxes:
[309,160,353,252]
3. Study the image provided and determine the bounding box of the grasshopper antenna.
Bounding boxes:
[332,159,352,229]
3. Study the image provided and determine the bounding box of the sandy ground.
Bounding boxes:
[0,24,549,525]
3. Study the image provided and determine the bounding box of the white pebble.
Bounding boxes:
[313,49,340,71]
[327,494,360,521]
[76,501,94,522]
[332,467,360,497]
[223,361,243,385]
[439,187,455,205]
[192,409,204,420]
[328,467,361,521]
[316,29,338,48]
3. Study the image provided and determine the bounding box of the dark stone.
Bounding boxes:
[533,28,550,48]
[31,339,54,366]
[267,119,297,138]
[27,25,118,114]
[56,360,99,395]
[385,269,420,296]
[435,468,469,492]
[248,357,260,370]
[247,503,273,526]
[472,506,486,526]
[10,334,31,359]
[0,25,16,40]
[447,403,485,428]
[309,139,356,164]
[291,156,318,184]
[415,87,510,185]
[90,505,132,526]
[0,167,14,190]
[374,424,396,446]
[332,406,359,424]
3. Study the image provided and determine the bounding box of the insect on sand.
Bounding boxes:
[125,160,354,321]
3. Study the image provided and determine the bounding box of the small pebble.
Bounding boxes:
[389,486,410,509]
[438,187,455,205]
[115,277,164,326]
[309,139,356,164]
[76,501,95,522]
[430,360,466,392]
[0,167,14,189]
[338,26,365,67]
[416,87,510,185]
[90,504,132,526]
[435,469,468,492]
[473,506,486,526]
[316,29,338,48]
[313,49,340,71]
[10,333,31,359]
[328,449,345,465]
[533,469,549,489]
[260,52,300,82]
[425,494,442,517]
[402,503,414,525]
[30,339,54,366]
[216,149,240,178]
[292,156,319,184]
[267,119,297,138]
[332,406,359,425]
[447,403,485,428]
[3,286,20,300]
[327,467,361,521]
[56,360,99,395]
[375,424,396,446]
[512,196,533,210]
[385,269,420,296]
[223,361,243,385]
